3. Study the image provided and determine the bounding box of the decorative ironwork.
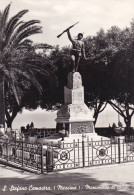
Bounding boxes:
[60,151,69,161]
[53,145,82,170]
[29,148,35,161]
[99,148,106,157]
[0,139,42,173]
[0,135,134,173]
[129,144,134,153]
[94,145,109,160]
[57,149,72,164]
[125,142,134,161]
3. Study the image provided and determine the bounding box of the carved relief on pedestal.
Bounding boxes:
[71,122,93,134]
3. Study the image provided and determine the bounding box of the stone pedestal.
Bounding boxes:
[56,72,95,136]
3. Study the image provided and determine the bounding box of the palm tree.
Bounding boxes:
[4,41,54,128]
[0,4,48,127]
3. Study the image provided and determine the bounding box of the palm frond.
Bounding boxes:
[13,20,24,30]
[18,69,42,93]
[34,43,53,49]
[10,82,20,105]
[24,63,51,75]
[1,4,11,31]
[28,72,42,93]
[16,39,33,49]
[10,26,42,48]
[16,20,40,34]
[7,68,42,94]
[4,10,28,46]
[0,4,51,109]
[4,69,21,105]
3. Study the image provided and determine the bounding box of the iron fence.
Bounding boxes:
[0,138,44,174]
[0,135,134,173]
[49,136,134,171]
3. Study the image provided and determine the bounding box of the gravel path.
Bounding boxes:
[0,163,134,195]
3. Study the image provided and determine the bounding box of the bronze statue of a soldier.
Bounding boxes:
[66,29,87,72]
[57,22,87,72]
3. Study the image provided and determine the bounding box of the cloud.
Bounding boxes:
[17,0,50,7]
[30,10,51,18]
[1,0,134,46]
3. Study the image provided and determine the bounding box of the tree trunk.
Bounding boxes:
[125,118,131,128]
[108,100,133,135]
[6,120,13,128]
[93,114,98,126]
[5,109,19,129]
[0,73,5,127]
[124,116,132,136]
[93,102,107,126]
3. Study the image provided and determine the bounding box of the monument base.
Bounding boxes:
[37,133,108,147]
[56,120,94,134]
[55,72,96,139]
[62,132,106,143]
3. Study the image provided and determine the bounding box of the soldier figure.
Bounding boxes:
[66,29,87,72]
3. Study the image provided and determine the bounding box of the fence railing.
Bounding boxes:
[0,135,134,173]
[0,138,44,173]
[21,128,57,139]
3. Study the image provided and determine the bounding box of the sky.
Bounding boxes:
[1,0,134,128]
[1,0,134,47]
[12,106,122,129]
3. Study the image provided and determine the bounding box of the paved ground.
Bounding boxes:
[0,163,134,195]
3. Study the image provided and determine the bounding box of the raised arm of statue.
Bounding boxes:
[66,29,73,43]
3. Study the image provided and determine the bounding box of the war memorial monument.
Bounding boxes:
[54,26,98,142]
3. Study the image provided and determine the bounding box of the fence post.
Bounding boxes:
[118,138,121,164]
[6,139,8,162]
[15,131,17,142]
[22,140,24,167]
[41,144,44,174]
[82,135,85,167]
[46,143,54,172]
